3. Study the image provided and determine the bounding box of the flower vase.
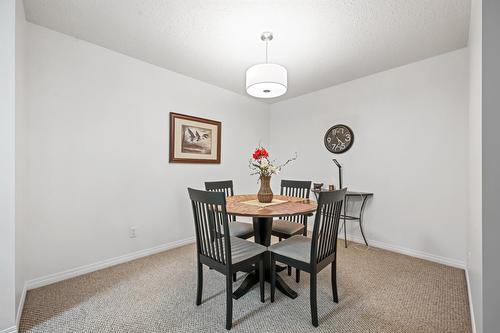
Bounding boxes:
[257,176,273,203]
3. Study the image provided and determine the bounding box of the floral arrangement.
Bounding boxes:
[249,146,297,178]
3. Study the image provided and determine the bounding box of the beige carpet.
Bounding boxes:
[20,241,471,333]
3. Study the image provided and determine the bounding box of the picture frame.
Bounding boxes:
[169,112,221,164]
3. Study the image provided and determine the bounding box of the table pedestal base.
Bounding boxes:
[232,217,297,300]
[233,271,297,299]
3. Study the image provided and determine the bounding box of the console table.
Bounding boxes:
[312,189,373,247]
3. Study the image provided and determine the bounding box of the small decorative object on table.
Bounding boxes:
[313,183,323,191]
[249,146,297,203]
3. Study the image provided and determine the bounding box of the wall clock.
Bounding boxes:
[324,124,354,154]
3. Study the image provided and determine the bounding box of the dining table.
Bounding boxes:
[226,194,317,299]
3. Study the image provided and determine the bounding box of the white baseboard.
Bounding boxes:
[16,283,27,327]
[0,326,17,333]
[465,268,477,333]
[339,233,466,269]
[25,237,195,290]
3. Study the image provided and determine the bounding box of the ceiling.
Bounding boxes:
[23,0,471,103]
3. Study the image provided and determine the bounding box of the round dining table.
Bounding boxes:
[226,194,317,299]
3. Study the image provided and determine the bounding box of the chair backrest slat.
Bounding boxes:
[205,180,236,222]
[205,180,234,196]
[280,180,312,224]
[310,189,346,265]
[189,188,231,266]
[316,203,329,261]
[194,201,209,258]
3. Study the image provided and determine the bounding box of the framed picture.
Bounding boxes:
[169,112,221,164]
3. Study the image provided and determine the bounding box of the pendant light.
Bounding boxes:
[246,32,287,98]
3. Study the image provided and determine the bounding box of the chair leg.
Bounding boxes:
[296,229,306,283]
[226,273,233,330]
[287,265,292,276]
[196,262,203,306]
[310,272,319,327]
[270,254,276,302]
[233,273,237,282]
[331,262,338,303]
[259,258,265,303]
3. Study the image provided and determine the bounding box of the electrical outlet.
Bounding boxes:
[129,227,137,238]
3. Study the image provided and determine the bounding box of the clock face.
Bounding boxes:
[324,125,354,154]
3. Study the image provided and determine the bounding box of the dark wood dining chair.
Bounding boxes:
[205,180,256,282]
[269,189,346,327]
[271,179,312,282]
[188,188,266,330]
[205,180,254,240]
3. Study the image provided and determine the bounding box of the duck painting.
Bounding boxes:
[182,125,212,154]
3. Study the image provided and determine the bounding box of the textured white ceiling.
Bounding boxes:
[23,0,471,102]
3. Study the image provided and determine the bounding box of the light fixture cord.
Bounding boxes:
[265,40,268,63]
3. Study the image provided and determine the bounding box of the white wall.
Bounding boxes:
[0,0,17,331]
[467,0,482,331]
[269,49,469,266]
[22,23,269,283]
[15,0,28,322]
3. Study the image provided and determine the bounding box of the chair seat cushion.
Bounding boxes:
[229,221,254,237]
[229,237,266,264]
[269,235,311,264]
[272,219,305,236]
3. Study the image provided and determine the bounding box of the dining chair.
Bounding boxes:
[205,180,254,240]
[269,189,346,327]
[205,180,256,282]
[271,179,312,282]
[188,188,266,330]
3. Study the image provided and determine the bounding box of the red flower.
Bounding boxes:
[252,148,269,160]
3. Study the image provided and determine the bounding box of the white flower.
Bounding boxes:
[260,158,269,167]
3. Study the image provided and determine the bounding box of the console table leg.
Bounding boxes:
[358,196,369,246]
